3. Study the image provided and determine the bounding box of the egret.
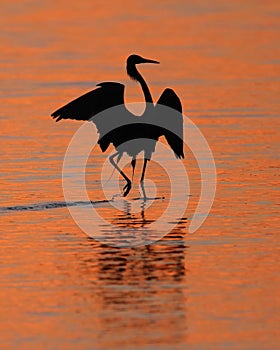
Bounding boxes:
[51,54,184,198]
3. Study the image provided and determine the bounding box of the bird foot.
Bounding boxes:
[140,180,147,201]
[123,181,132,197]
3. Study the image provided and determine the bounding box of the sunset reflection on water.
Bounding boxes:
[0,1,279,349]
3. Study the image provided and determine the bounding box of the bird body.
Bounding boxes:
[51,54,184,198]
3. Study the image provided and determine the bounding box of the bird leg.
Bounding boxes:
[140,158,148,200]
[131,158,136,180]
[109,152,131,197]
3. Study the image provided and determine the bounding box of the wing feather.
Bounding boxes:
[51,82,134,152]
[155,88,184,159]
[51,82,125,122]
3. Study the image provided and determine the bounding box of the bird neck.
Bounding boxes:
[127,64,153,104]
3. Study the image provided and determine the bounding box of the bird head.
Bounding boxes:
[127,54,160,65]
[126,54,159,80]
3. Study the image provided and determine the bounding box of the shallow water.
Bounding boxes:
[1,1,280,349]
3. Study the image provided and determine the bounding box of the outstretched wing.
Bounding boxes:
[155,88,184,159]
[51,82,131,152]
[51,82,125,122]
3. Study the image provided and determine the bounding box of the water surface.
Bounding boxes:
[0,1,279,349]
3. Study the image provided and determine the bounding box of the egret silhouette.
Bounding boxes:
[51,54,184,198]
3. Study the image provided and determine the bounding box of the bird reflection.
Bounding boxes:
[111,199,153,228]
[67,218,189,346]
[81,218,188,284]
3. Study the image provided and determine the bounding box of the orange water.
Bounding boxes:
[1,1,279,349]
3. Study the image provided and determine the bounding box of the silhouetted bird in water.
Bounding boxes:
[51,54,184,198]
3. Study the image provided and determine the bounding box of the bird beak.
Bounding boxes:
[143,58,160,64]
